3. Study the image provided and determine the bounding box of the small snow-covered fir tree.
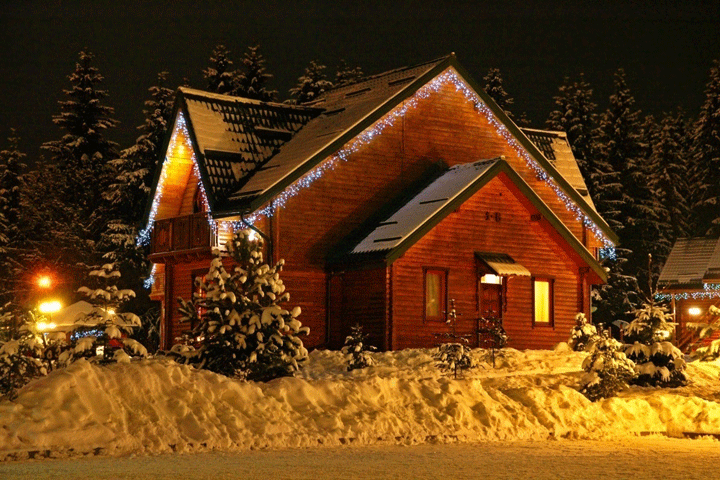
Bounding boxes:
[235,44,277,101]
[342,323,376,371]
[484,68,514,117]
[688,305,720,361]
[580,330,635,401]
[568,312,599,352]
[289,60,334,104]
[178,230,309,381]
[624,302,687,387]
[435,343,474,379]
[0,305,47,399]
[60,263,145,365]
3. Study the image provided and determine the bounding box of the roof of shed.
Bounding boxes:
[658,237,720,288]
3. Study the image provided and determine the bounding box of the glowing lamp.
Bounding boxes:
[688,307,702,316]
[37,275,52,289]
[38,301,62,314]
[481,274,502,285]
[107,308,116,315]
[247,230,258,242]
[36,322,57,331]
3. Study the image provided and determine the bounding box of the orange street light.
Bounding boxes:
[38,300,62,314]
[37,275,53,289]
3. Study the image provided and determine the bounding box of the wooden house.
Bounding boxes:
[658,237,720,351]
[141,54,618,351]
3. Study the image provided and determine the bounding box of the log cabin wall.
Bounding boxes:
[389,174,586,350]
[275,78,601,350]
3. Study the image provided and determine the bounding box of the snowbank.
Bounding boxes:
[1,346,720,458]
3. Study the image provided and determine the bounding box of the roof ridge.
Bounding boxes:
[521,127,568,138]
[313,54,454,98]
[178,86,321,112]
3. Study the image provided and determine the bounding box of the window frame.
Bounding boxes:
[423,267,448,322]
[532,277,554,328]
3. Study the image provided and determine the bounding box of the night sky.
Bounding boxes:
[1,0,719,159]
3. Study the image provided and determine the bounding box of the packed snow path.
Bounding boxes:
[1,346,720,459]
[2,438,720,479]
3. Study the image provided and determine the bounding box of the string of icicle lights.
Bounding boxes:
[655,283,720,301]
[139,68,615,262]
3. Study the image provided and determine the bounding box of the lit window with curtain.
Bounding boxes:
[533,278,553,326]
[424,268,447,321]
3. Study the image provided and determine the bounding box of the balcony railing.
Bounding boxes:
[150,212,216,255]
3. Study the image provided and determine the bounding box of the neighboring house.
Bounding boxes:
[141,54,617,352]
[658,236,720,351]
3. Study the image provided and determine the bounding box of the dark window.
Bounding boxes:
[424,268,447,322]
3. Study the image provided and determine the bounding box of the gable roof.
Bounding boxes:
[658,237,720,289]
[521,128,596,210]
[147,55,616,247]
[350,158,607,281]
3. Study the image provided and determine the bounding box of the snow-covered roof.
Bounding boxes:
[179,87,320,202]
[521,128,596,211]
[476,252,531,277]
[658,237,720,288]
[224,56,450,205]
[352,159,499,253]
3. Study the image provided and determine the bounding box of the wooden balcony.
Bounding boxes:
[149,212,216,261]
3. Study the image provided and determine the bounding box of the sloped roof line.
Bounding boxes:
[350,158,606,282]
[231,57,616,246]
[658,237,720,288]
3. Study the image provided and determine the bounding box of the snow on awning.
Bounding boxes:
[475,252,531,277]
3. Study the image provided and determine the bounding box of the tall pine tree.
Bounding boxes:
[0,130,26,303]
[38,50,119,286]
[289,60,334,104]
[235,44,277,101]
[483,68,530,126]
[335,59,364,87]
[203,44,240,95]
[690,60,720,236]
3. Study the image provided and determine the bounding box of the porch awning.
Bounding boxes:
[475,252,531,277]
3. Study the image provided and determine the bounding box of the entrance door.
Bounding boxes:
[479,283,502,320]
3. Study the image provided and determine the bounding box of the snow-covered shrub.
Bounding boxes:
[178,229,309,381]
[435,343,474,379]
[580,330,635,401]
[0,306,47,399]
[624,302,687,387]
[688,305,720,361]
[342,323,376,371]
[60,263,146,366]
[569,312,599,351]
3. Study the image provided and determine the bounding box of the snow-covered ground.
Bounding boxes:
[1,345,719,461]
[2,438,720,479]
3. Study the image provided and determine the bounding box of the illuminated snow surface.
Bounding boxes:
[1,345,719,476]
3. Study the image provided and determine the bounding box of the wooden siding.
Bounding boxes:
[155,120,198,221]
[390,174,589,350]
[274,80,601,350]
[326,267,388,350]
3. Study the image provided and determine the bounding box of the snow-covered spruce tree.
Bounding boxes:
[342,323,376,371]
[60,263,146,365]
[203,44,241,95]
[178,230,309,381]
[435,343,474,379]
[38,50,119,287]
[649,110,692,254]
[568,312,599,352]
[335,59,364,87]
[690,60,720,236]
[0,305,47,399]
[484,68,515,118]
[624,302,687,387]
[0,130,26,300]
[235,44,277,101]
[289,60,334,104]
[545,74,603,198]
[580,330,635,401]
[688,305,720,361]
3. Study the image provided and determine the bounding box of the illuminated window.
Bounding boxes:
[533,278,553,326]
[424,268,447,321]
[481,273,502,285]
